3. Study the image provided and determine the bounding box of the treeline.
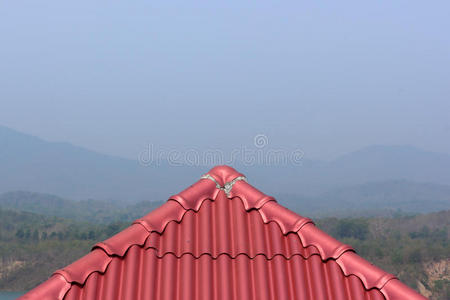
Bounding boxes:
[13,222,126,242]
[0,191,163,224]
[0,209,128,243]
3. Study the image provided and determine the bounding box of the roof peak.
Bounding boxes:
[200,171,247,197]
[171,165,272,211]
[205,165,245,186]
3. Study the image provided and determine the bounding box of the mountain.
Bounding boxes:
[233,145,450,197]
[0,191,163,223]
[280,180,450,217]
[1,125,450,203]
[324,145,450,186]
[0,125,202,201]
[2,179,449,221]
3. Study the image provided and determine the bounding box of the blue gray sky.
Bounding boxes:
[1,1,449,160]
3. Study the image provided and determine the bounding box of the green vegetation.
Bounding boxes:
[316,211,450,300]
[0,201,448,299]
[0,209,129,290]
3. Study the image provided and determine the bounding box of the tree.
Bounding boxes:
[88,230,96,240]
[32,229,39,241]
[335,219,369,240]
[391,249,404,265]
[106,223,121,236]
[407,248,422,263]
[15,228,25,239]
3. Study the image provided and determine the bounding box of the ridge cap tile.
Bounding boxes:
[296,223,353,260]
[169,179,219,210]
[133,200,187,233]
[54,248,112,286]
[206,165,244,186]
[18,274,70,300]
[380,279,428,300]
[229,180,276,209]
[336,251,396,291]
[92,223,149,256]
[258,201,314,234]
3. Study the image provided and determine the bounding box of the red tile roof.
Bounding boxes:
[20,166,426,300]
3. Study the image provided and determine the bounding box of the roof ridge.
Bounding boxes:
[381,278,428,300]
[203,165,245,186]
[53,248,112,286]
[18,274,70,300]
[335,251,396,291]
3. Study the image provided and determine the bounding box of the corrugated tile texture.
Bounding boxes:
[63,249,387,300]
[20,166,427,300]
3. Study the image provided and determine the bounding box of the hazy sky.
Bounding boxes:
[1,1,449,160]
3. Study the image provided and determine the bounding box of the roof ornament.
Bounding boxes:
[200,173,247,197]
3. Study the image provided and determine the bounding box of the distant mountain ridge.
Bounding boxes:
[324,144,450,186]
[0,125,201,201]
[0,191,162,223]
[1,125,450,204]
[232,144,450,197]
[280,180,450,217]
[1,181,449,222]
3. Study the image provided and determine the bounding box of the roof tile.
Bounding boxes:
[61,249,388,300]
[20,166,426,300]
[229,180,275,209]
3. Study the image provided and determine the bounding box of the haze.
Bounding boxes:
[1,1,449,160]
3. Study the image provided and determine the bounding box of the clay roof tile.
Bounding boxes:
[20,166,426,300]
